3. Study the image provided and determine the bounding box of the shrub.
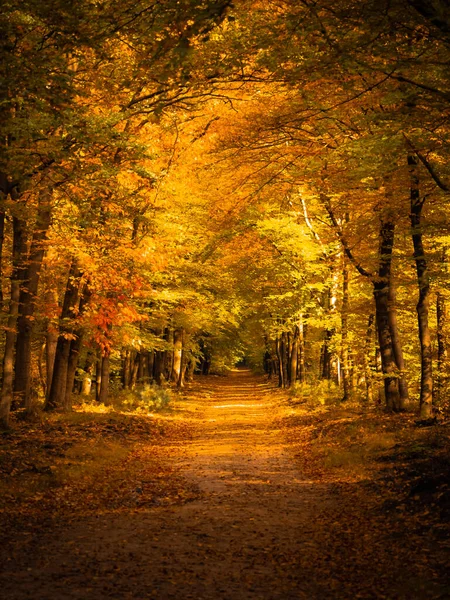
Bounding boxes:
[119,384,172,413]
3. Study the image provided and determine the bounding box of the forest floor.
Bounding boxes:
[1,369,450,599]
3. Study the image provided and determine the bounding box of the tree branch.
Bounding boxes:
[321,194,373,279]
[403,134,450,192]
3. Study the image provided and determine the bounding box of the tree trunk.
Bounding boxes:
[436,291,447,404]
[62,284,90,409]
[45,326,58,400]
[164,328,173,379]
[45,260,82,411]
[341,257,351,401]
[363,314,375,403]
[137,351,145,383]
[275,336,284,388]
[409,154,433,418]
[0,208,5,306]
[186,357,195,382]
[121,350,131,389]
[281,332,289,388]
[171,328,183,383]
[321,330,332,380]
[95,355,102,401]
[289,327,299,387]
[147,351,155,382]
[0,214,28,427]
[98,352,111,405]
[154,350,165,385]
[81,355,94,396]
[14,190,52,411]
[64,333,83,411]
[177,330,187,388]
[373,217,402,412]
[387,279,409,403]
[298,316,305,383]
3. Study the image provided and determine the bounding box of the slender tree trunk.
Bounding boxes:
[387,279,409,403]
[45,325,58,395]
[177,330,187,388]
[64,333,83,410]
[375,344,383,405]
[281,331,289,388]
[373,217,402,412]
[62,284,90,409]
[165,328,173,380]
[0,213,28,427]
[289,327,299,387]
[45,260,82,411]
[363,314,375,403]
[141,351,150,382]
[95,355,102,401]
[98,352,111,405]
[171,328,183,383]
[154,350,165,385]
[0,208,5,306]
[38,341,46,398]
[147,351,154,382]
[321,330,332,380]
[14,190,52,410]
[81,354,94,396]
[185,356,195,382]
[436,291,447,404]
[298,317,305,383]
[409,155,433,418]
[137,351,145,383]
[276,336,284,388]
[121,350,130,389]
[130,353,139,389]
[341,257,351,401]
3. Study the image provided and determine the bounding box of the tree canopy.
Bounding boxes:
[0,0,450,425]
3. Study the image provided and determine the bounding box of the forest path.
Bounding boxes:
[2,370,447,599]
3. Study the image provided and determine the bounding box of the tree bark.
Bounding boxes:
[63,284,90,410]
[321,330,332,380]
[275,336,284,388]
[409,154,433,418]
[14,190,52,411]
[45,260,82,411]
[185,357,195,382]
[289,327,299,387]
[0,208,5,306]
[363,314,375,403]
[147,351,155,382]
[298,317,305,383]
[98,352,111,405]
[154,350,166,385]
[436,291,447,404]
[171,328,183,383]
[281,331,289,388]
[387,279,409,403]
[0,214,28,427]
[373,217,403,412]
[45,326,58,399]
[177,330,187,388]
[81,354,94,396]
[341,257,351,401]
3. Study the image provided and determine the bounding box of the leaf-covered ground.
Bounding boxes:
[1,370,449,599]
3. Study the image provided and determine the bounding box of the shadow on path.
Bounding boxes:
[1,369,448,599]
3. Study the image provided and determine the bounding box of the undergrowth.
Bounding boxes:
[114,383,173,413]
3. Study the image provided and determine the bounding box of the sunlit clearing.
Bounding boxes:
[78,403,113,414]
[213,403,268,409]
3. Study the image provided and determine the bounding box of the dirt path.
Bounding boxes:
[2,370,448,599]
